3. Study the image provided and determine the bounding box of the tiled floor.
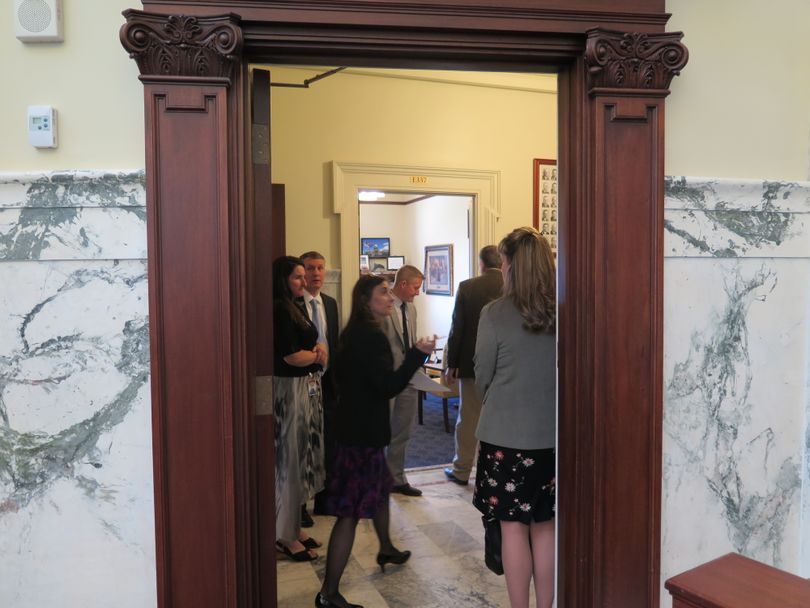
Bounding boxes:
[277,466,539,607]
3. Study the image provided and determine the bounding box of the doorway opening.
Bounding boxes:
[264,64,560,606]
[360,190,472,467]
[124,5,680,605]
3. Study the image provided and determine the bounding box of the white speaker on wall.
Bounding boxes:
[14,0,63,43]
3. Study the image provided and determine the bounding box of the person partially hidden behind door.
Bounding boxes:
[473,227,556,608]
[383,264,425,496]
[299,251,340,525]
[443,245,503,486]
[271,256,326,562]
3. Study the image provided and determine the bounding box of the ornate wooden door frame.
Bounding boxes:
[120,3,688,607]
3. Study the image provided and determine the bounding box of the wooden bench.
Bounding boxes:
[665,552,810,608]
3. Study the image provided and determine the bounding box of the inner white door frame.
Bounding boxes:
[332,161,501,308]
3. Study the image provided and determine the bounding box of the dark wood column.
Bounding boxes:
[120,11,255,608]
[559,29,688,608]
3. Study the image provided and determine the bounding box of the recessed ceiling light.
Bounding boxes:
[359,190,385,201]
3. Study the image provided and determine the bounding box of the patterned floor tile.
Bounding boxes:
[277,466,546,607]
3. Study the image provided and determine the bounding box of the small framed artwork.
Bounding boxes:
[387,255,405,270]
[359,254,370,274]
[533,158,558,254]
[360,237,390,256]
[369,257,388,273]
[423,244,453,296]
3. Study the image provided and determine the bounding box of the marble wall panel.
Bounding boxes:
[0,207,147,260]
[664,208,810,258]
[0,171,146,261]
[324,268,342,321]
[804,351,810,576]
[0,171,156,608]
[661,176,810,606]
[0,170,146,209]
[664,176,810,258]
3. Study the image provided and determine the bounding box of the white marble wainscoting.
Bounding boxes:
[0,171,156,608]
[324,268,342,322]
[661,177,810,605]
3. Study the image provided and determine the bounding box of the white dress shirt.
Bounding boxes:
[303,292,327,343]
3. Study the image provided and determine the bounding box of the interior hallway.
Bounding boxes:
[278,467,539,607]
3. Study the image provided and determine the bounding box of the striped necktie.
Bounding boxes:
[310,298,326,346]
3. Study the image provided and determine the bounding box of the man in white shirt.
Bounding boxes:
[300,251,340,518]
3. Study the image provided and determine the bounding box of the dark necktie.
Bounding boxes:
[400,302,410,350]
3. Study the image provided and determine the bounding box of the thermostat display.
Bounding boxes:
[28,105,57,148]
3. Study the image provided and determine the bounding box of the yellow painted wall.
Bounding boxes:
[0,0,144,171]
[269,67,558,266]
[3,2,807,201]
[666,0,810,180]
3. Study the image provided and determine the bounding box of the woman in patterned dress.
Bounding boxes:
[472,227,557,608]
[272,255,327,561]
[315,275,435,608]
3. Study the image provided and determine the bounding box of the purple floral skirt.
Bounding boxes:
[472,442,555,524]
[322,445,394,519]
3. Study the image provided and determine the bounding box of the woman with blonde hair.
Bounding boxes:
[472,227,557,608]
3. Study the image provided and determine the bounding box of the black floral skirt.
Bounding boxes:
[472,441,555,524]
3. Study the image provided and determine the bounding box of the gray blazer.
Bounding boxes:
[384,299,417,369]
[474,297,556,450]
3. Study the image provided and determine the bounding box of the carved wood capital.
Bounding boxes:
[585,29,688,91]
[120,9,243,83]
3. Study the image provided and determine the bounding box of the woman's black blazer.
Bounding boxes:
[335,323,427,448]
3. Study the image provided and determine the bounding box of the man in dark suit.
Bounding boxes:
[443,245,503,485]
[300,251,340,518]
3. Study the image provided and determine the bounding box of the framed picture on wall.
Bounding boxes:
[423,244,453,296]
[387,255,405,270]
[359,254,370,274]
[533,158,558,254]
[369,257,388,273]
[360,237,390,256]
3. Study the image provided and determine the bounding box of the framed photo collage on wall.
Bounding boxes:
[533,158,558,254]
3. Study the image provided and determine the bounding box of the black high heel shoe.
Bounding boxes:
[376,548,411,573]
[300,536,322,550]
[314,592,363,608]
[276,540,317,562]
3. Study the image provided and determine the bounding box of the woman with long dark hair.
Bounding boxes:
[472,227,557,608]
[272,255,327,561]
[316,275,435,608]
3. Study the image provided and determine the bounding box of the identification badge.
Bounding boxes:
[307,375,320,397]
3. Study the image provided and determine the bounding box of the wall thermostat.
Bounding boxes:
[28,105,58,148]
[14,0,63,43]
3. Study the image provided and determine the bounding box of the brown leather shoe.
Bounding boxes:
[444,468,469,486]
